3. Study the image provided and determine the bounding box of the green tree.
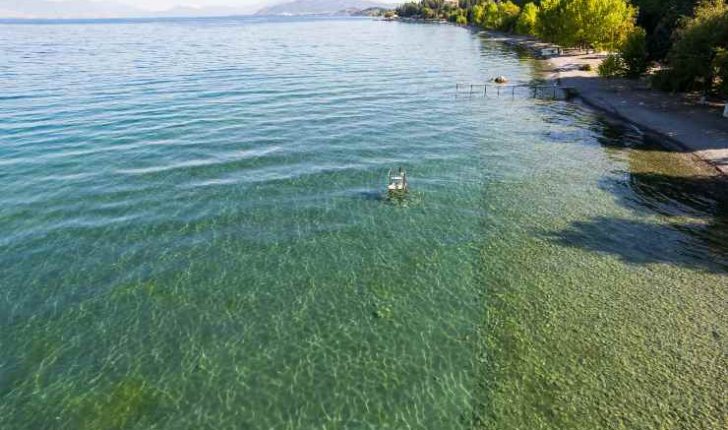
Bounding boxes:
[448,8,468,24]
[482,1,500,28]
[497,1,522,32]
[632,0,699,60]
[515,2,540,35]
[538,0,568,43]
[587,0,639,51]
[666,0,728,93]
[421,6,436,19]
[538,0,637,50]
[396,2,420,17]
[479,0,521,31]
[470,3,485,25]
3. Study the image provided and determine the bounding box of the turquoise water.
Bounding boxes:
[1,17,726,429]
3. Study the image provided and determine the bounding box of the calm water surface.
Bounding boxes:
[1,17,726,429]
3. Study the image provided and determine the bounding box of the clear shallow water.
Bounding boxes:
[1,17,726,429]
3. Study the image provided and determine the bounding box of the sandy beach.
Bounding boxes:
[486,31,728,174]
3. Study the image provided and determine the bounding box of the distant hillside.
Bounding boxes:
[256,0,391,16]
[152,6,252,18]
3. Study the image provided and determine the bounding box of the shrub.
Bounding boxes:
[456,14,468,25]
[650,68,674,91]
[713,47,728,95]
[621,27,649,78]
[598,54,626,78]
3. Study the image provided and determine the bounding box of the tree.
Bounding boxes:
[515,2,540,35]
[632,0,699,60]
[497,1,522,32]
[481,1,500,28]
[478,0,521,31]
[538,0,569,44]
[396,2,420,17]
[538,0,637,51]
[470,4,485,25]
[448,8,468,24]
[421,6,436,19]
[666,0,728,93]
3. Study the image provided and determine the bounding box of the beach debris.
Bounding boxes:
[494,76,508,84]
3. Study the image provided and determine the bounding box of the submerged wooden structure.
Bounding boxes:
[455,83,575,100]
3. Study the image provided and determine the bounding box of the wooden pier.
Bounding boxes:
[455,83,575,100]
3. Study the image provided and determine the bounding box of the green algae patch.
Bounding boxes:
[473,144,728,429]
[67,378,166,430]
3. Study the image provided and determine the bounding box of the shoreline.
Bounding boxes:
[484,30,728,175]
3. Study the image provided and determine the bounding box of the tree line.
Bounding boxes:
[395,0,728,97]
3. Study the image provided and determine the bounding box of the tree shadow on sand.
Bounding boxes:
[612,172,728,220]
[549,150,728,273]
[547,215,728,273]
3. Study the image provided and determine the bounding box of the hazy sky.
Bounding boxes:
[92,0,266,11]
[46,0,398,12]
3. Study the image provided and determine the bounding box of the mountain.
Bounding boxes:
[152,6,253,18]
[256,0,391,16]
[0,0,257,19]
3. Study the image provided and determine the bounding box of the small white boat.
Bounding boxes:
[387,167,408,194]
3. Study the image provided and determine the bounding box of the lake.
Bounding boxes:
[1,16,726,429]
